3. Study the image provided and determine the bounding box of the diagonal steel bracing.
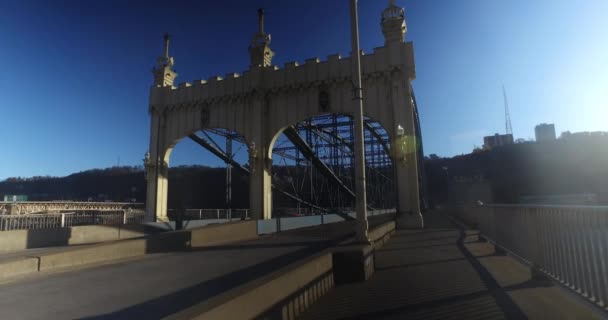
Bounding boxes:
[301,121,392,183]
[188,133,247,174]
[364,121,391,157]
[191,121,392,215]
[188,132,343,216]
[283,126,356,199]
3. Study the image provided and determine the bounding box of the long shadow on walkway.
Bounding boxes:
[81,236,350,320]
[300,212,528,320]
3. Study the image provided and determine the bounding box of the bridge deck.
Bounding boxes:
[300,212,603,320]
[0,219,386,319]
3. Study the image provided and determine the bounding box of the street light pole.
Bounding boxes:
[350,0,369,243]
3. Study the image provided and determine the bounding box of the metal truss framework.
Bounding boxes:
[188,113,398,217]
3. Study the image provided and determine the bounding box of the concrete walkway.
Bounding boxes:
[0,218,388,320]
[300,212,604,320]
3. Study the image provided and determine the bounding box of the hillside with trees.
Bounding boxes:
[3,134,608,209]
[425,134,608,205]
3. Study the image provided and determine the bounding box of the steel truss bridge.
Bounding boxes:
[181,85,427,218]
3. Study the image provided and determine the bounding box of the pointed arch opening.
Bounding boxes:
[162,128,250,223]
[268,113,396,218]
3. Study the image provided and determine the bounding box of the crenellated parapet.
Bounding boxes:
[149,42,415,112]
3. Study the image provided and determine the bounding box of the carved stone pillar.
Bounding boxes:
[390,77,423,228]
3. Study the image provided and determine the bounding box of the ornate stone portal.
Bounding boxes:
[145,2,423,226]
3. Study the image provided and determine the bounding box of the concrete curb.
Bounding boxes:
[163,218,398,319]
[0,225,149,254]
[0,257,40,281]
[166,253,335,320]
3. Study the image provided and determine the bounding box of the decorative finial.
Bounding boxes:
[249,8,274,67]
[152,32,177,87]
[163,32,170,58]
[257,8,265,34]
[389,0,395,5]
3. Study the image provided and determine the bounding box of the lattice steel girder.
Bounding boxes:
[364,122,391,156]
[283,125,356,199]
[194,120,392,212]
[188,133,250,174]
[300,119,390,156]
[189,132,352,216]
[203,128,248,145]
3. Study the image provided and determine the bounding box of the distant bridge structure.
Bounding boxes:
[0,202,143,215]
[144,1,425,227]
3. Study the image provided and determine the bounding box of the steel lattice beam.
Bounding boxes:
[188,133,249,174]
[188,132,352,218]
[283,125,356,199]
[364,122,391,156]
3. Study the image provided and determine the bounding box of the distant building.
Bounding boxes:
[535,123,556,142]
[559,131,608,141]
[483,133,514,150]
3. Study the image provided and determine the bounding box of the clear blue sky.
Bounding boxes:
[1,0,606,180]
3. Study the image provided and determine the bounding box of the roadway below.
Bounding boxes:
[0,217,388,319]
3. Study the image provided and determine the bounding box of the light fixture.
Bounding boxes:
[396,124,404,137]
[396,124,407,164]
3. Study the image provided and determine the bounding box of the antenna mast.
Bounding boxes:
[503,85,513,135]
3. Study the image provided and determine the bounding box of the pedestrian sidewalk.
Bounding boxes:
[300,211,604,320]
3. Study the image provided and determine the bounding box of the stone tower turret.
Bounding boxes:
[381,0,406,45]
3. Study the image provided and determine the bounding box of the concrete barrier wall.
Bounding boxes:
[38,238,149,271]
[167,253,334,320]
[190,220,258,247]
[0,225,148,253]
[37,221,258,271]
[0,257,40,281]
[368,221,396,243]
[0,220,259,281]
[166,218,397,319]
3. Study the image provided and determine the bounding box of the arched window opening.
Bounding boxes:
[270,113,396,218]
[166,128,250,223]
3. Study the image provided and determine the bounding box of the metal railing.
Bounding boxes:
[451,204,608,309]
[257,208,397,234]
[163,208,396,234]
[166,208,395,223]
[0,210,146,231]
[167,209,249,221]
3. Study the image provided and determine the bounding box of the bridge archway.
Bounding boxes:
[156,128,250,221]
[145,2,423,226]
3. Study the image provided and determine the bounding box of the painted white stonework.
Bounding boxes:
[146,2,422,225]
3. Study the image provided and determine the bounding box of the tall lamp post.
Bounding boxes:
[350,0,369,243]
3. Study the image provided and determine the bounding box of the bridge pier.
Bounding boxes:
[248,141,272,220]
[246,89,273,221]
[390,68,423,229]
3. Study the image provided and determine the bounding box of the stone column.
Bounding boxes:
[145,109,170,222]
[247,93,272,220]
[155,162,170,222]
[390,76,423,228]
